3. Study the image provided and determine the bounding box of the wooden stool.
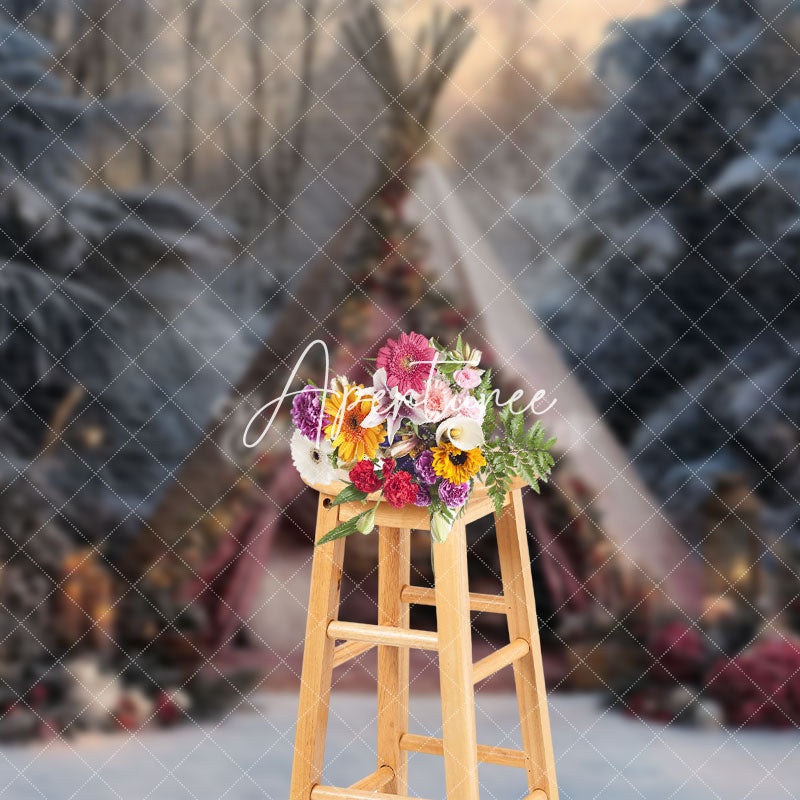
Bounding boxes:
[290,478,559,800]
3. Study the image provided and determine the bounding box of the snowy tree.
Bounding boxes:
[532,0,800,550]
[0,14,255,702]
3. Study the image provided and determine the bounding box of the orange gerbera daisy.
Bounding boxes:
[324,383,385,463]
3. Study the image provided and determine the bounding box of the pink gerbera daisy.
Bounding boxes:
[376,332,436,395]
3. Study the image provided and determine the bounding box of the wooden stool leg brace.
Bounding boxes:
[289,488,559,800]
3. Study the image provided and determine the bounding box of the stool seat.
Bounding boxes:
[305,476,527,529]
[289,478,559,800]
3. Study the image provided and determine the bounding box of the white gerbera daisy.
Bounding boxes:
[290,428,335,485]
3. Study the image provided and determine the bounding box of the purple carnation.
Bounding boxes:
[414,450,437,485]
[438,480,470,509]
[291,386,329,441]
[413,484,431,507]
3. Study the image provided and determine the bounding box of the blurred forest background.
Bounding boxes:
[0,0,799,745]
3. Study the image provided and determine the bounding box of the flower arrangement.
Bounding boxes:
[289,332,556,544]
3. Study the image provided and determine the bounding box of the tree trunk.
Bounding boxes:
[244,0,272,234]
[273,0,320,231]
[128,0,156,183]
[181,0,206,186]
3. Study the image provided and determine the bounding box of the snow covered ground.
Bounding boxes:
[2,692,799,800]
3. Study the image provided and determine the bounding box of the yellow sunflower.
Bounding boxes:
[324,383,384,463]
[431,442,486,484]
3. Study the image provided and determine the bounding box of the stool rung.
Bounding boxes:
[332,640,375,668]
[349,765,394,791]
[525,792,548,800]
[327,620,439,650]
[400,585,507,614]
[399,733,528,769]
[473,638,530,684]
[311,787,431,800]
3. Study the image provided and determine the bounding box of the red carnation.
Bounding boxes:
[383,470,417,509]
[349,460,383,493]
[381,458,396,478]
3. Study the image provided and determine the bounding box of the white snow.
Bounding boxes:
[1,692,798,800]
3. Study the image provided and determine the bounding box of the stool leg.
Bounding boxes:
[377,526,411,793]
[290,495,347,800]
[495,489,559,800]
[433,519,480,800]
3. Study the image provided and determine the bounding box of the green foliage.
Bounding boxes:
[330,484,369,506]
[476,368,493,397]
[482,405,556,515]
[316,507,374,545]
[430,333,480,378]
[315,485,373,545]
[428,494,468,543]
[429,494,456,525]
[436,360,460,378]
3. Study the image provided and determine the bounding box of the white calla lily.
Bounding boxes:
[435,415,484,450]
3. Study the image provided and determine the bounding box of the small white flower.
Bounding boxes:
[465,347,482,368]
[290,428,336,485]
[329,374,350,395]
[435,415,485,450]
